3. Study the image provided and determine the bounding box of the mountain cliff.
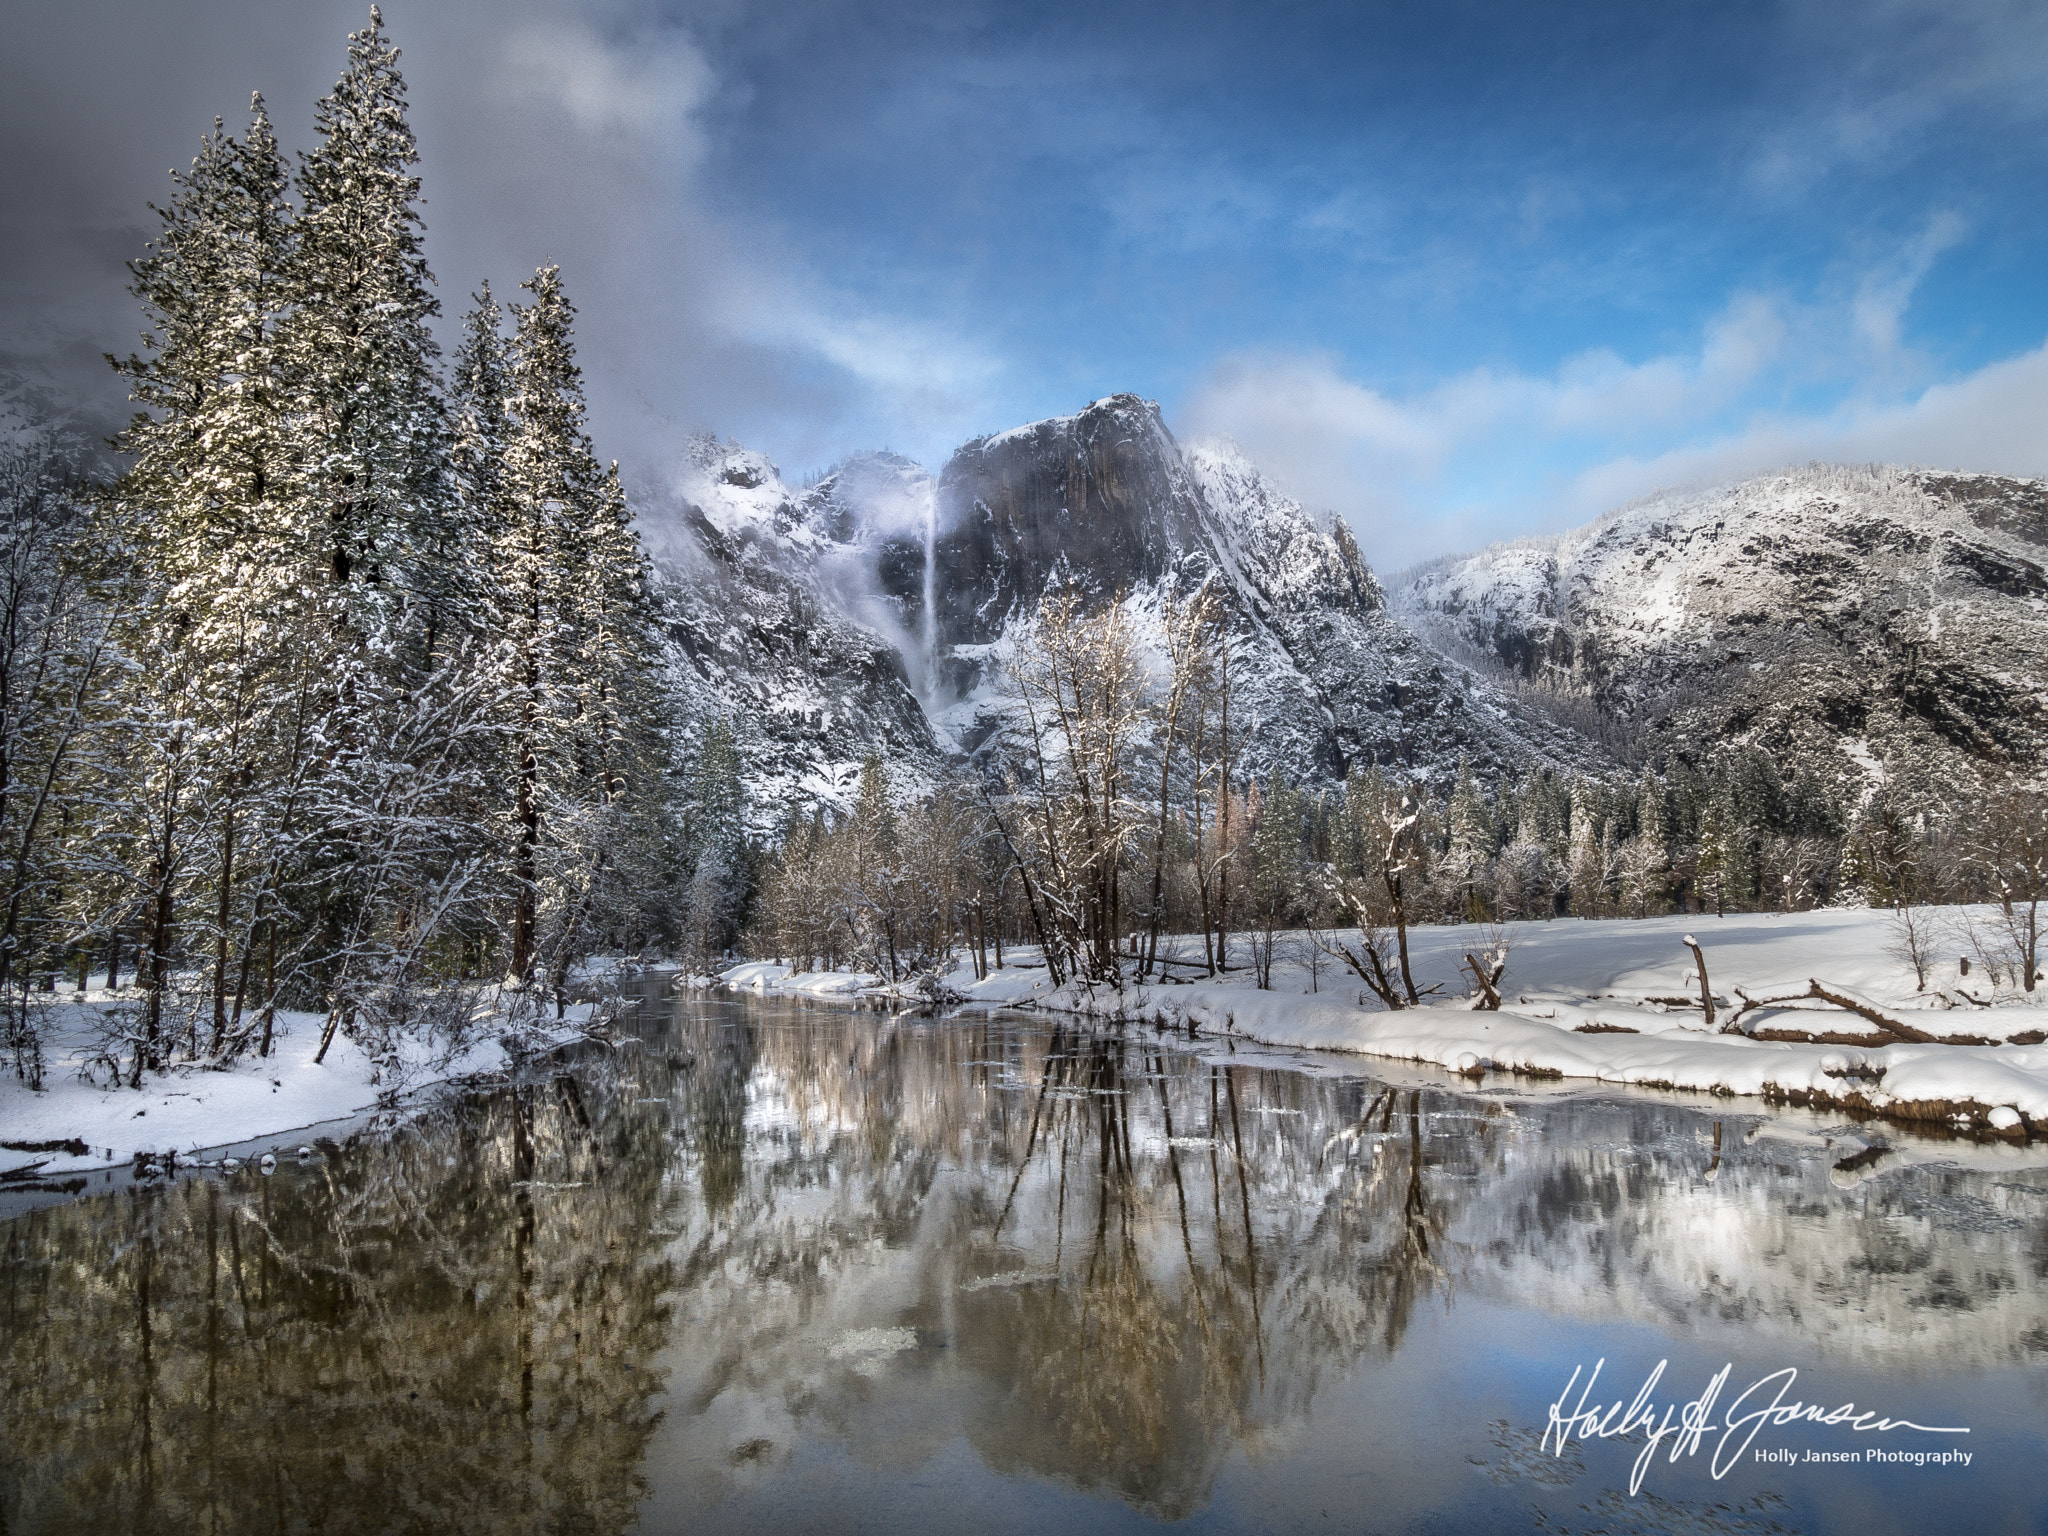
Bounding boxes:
[636,437,945,829]
[903,395,1600,785]
[1394,464,2048,796]
[637,396,1606,822]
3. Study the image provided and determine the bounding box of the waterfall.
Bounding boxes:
[921,492,937,703]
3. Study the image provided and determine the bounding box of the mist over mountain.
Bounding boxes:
[643,394,1612,827]
[644,395,2048,825]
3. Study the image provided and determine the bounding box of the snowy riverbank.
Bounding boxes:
[0,986,608,1181]
[710,906,2048,1140]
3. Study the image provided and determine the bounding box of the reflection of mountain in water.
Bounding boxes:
[1470,1107,2048,1364]
[4,997,2045,1532]
[648,1003,2048,1522]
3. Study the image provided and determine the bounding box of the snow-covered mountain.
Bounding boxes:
[1394,465,2048,797]
[637,438,946,828]
[902,394,1599,784]
[639,395,1603,822]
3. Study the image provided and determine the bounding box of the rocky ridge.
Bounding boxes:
[636,438,946,830]
[638,396,1606,824]
[1394,464,2048,796]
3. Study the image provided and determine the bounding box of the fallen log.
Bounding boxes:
[1725,980,1940,1044]
[1726,985,1812,1033]
[1804,980,1940,1043]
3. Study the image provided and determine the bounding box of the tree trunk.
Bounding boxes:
[1216,677,1231,973]
[210,801,236,1056]
[1683,934,1716,1028]
[1392,875,1420,1005]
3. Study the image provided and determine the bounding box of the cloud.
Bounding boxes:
[416,5,1002,469]
[1747,0,2048,192]
[0,0,1000,481]
[1182,225,2039,572]
[1561,338,2048,523]
[1183,290,1790,534]
[1851,210,1966,357]
[500,19,715,143]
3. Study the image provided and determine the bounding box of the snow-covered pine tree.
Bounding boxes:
[564,461,672,954]
[284,5,452,632]
[1616,770,1670,917]
[493,264,672,994]
[1441,756,1491,920]
[281,14,495,1062]
[1566,779,1605,917]
[680,718,749,972]
[449,283,514,626]
[107,96,306,1066]
[497,265,598,986]
[1694,775,1758,916]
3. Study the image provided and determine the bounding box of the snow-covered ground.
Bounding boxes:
[0,984,605,1180]
[17,906,2035,1186]
[709,906,2048,1140]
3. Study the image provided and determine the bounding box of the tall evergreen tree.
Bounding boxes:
[1567,778,1605,917]
[499,265,594,982]
[681,718,748,970]
[108,96,304,1063]
[1442,757,1491,919]
[284,5,451,625]
[490,264,670,989]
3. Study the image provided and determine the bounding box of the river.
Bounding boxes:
[4,988,2045,1534]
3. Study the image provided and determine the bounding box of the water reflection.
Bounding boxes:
[4,994,2046,1535]
[1,1053,687,1535]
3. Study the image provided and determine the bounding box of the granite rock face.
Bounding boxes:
[632,400,1609,822]
[636,438,944,830]
[643,404,2048,819]
[1395,465,2048,795]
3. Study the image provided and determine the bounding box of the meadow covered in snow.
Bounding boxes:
[714,904,2048,1145]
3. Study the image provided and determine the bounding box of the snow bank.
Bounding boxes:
[722,907,2048,1140]
[0,987,604,1179]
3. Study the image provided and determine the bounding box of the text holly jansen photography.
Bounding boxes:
[1542,1359,1972,1495]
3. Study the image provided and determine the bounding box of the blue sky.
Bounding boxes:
[7,0,2048,566]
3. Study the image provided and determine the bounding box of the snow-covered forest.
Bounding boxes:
[3,10,2044,1137]
[746,591,2046,1009]
[0,13,695,1094]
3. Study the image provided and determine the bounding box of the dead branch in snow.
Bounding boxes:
[1464,952,1505,1010]
[1724,979,1939,1043]
[1682,934,1716,1029]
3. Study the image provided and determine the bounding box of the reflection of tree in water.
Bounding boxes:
[13,997,2039,1532]
[690,1011,755,1214]
[660,1010,1463,1521]
[979,1052,1469,1517]
[0,1043,687,1536]
[958,1038,1290,1516]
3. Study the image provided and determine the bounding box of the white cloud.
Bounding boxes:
[1748,0,2048,192]
[409,3,1000,477]
[1184,290,1790,537]
[1561,338,2048,523]
[500,19,715,146]
[1184,232,2042,572]
[1851,210,1966,356]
